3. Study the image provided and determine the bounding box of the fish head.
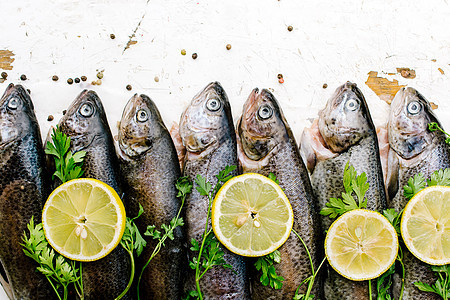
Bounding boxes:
[237,88,286,161]
[0,83,36,147]
[58,90,109,151]
[118,93,165,157]
[388,87,438,159]
[318,81,373,153]
[179,82,232,154]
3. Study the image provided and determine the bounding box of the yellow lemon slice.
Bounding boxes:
[42,178,126,261]
[211,173,293,257]
[325,209,398,281]
[401,185,450,265]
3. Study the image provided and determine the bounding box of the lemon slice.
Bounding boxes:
[401,185,450,265]
[42,178,126,261]
[211,173,293,257]
[325,209,398,281]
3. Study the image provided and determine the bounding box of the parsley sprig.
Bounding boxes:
[137,176,192,300]
[22,217,83,300]
[320,162,369,218]
[185,166,236,299]
[428,122,450,145]
[116,204,147,300]
[414,265,449,299]
[254,250,284,289]
[45,126,86,183]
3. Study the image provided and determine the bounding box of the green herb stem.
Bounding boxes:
[195,202,214,300]
[46,276,62,300]
[368,279,372,300]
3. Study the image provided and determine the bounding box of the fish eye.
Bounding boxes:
[345,99,359,111]
[79,103,94,117]
[258,105,273,120]
[407,101,421,115]
[136,109,148,123]
[206,98,221,112]
[7,97,19,110]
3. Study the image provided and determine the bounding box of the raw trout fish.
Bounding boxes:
[57,90,130,300]
[237,88,321,300]
[386,87,449,300]
[118,94,184,299]
[179,82,250,299]
[0,84,56,300]
[300,82,386,299]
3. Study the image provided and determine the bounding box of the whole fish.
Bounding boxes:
[118,94,184,299]
[57,90,130,300]
[237,88,321,299]
[300,82,385,299]
[0,84,56,300]
[179,82,250,299]
[387,87,449,300]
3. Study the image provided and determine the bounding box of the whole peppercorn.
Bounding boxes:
[323,83,328,89]
[192,53,198,60]
[97,72,103,79]
[154,76,159,82]
[20,74,27,81]
[126,84,132,91]
[52,75,59,81]
[287,25,293,31]
[26,89,31,94]
[47,115,54,121]
[62,110,67,115]
[1,72,7,79]
[67,78,74,85]
[75,77,80,83]
[226,44,232,50]
[277,74,283,79]
[81,76,87,81]
[181,49,186,55]
[110,34,116,39]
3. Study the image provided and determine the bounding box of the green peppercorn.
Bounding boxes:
[181,49,186,55]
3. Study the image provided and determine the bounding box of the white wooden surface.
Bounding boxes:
[1,0,449,298]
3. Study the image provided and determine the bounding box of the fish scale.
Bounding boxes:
[118,94,184,299]
[0,84,57,300]
[57,90,130,300]
[180,82,250,299]
[237,88,321,299]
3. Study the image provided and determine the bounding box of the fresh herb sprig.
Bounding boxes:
[320,162,369,218]
[137,176,192,300]
[22,217,83,300]
[254,250,284,289]
[116,204,147,300]
[186,166,237,299]
[414,265,449,299]
[45,126,86,183]
[403,168,450,299]
[428,122,450,145]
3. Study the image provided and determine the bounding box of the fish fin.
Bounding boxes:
[376,124,390,184]
[169,122,186,171]
[299,119,337,173]
[386,148,399,206]
[0,264,13,300]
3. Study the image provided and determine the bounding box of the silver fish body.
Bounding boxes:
[237,88,321,300]
[300,82,386,299]
[0,84,57,300]
[179,82,250,299]
[118,94,184,299]
[387,87,449,300]
[57,90,130,300]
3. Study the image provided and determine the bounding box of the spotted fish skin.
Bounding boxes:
[237,88,322,300]
[387,87,449,300]
[57,90,130,300]
[300,82,385,299]
[179,82,250,299]
[0,83,57,300]
[118,94,184,299]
